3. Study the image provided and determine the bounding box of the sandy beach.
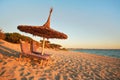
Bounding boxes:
[0,40,120,80]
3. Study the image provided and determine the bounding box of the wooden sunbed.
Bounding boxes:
[19,40,51,65]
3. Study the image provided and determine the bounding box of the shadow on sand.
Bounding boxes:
[0,41,4,44]
[0,45,20,58]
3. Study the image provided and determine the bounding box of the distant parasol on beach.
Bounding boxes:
[17,8,68,55]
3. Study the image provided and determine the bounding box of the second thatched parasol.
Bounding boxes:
[17,8,68,55]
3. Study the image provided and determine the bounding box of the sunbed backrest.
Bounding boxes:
[31,41,40,52]
[20,40,31,54]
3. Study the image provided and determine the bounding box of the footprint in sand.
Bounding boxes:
[20,72,24,76]
[38,77,46,80]
[24,72,31,76]
[0,70,6,76]
[2,61,7,65]
[21,77,27,80]
[28,76,34,80]
[0,66,6,76]
[0,59,3,63]
[19,67,24,71]
[0,67,5,70]
[20,71,31,77]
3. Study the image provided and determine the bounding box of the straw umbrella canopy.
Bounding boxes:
[17,8,68,55]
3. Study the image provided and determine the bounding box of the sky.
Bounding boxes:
[0,0,120,49]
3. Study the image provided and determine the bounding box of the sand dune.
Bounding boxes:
[0,40,120,80]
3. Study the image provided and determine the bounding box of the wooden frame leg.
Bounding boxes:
[40,60,43,66]
[19,53,22,61]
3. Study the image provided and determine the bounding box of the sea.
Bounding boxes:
[70,49,120,58]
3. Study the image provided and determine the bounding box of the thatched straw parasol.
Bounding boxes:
[17,8,68,55]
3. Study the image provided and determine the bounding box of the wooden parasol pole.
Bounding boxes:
[41,37,45,55]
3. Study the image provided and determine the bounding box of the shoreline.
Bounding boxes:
[69,49,120,59]
[0,40,120,79]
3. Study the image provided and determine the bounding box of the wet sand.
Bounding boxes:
[0,40,120,80]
